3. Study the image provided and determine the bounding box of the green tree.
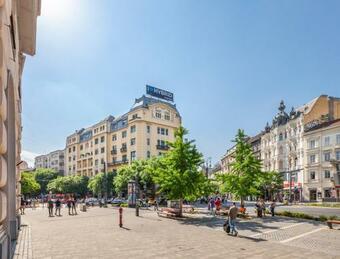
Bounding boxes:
[21,172,40,196]
[114,160,154,196]
[152,126,206,216]
[34,168,59,194]
[47,176,89,196]
[257,171,283,200]
[218,129,262,206]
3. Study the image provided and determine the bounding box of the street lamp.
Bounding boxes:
[101,161,108,205]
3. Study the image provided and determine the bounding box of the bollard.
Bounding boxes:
[119,207,123,227]
[136,204,139,217]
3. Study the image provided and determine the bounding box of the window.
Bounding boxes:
[324,136,330,146]
[324,152,331,162]
[101,147,105,153]
[112,157,116,163]
[80,145,83,150]
[324,170,331,179]
[164,111,170,120]
[147,138,150,145]
[147,151,151,158]
[73,146,76,152]
[310,140,316,149]
[130,138,136,146]
[310,171,316,180]
[73,156,76,161]
[279,133,283,141]
[68,157,71,162]
[336,150,340,161]
[122,155,127,161]
[161,128,165,135]
[157,140,166,146]
[68,148,71,153]
[132,114,138,120]
[130,151,136,161]
[101,158,104,164]
[122,131,127,138]
[337,134,340,145]
[157,127,160,134]
[147,125,150,133]
[324,189,331,198]
[156,110,162,119]
[310,154,316,163]
[112,134,117,141]
[101,136,105,143]
[95,138,99,145]
[166,129,169,136]
[130,125,136,133]
[95,149,98,155]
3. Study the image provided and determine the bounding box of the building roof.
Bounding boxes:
[304,118,340,133]
[130,95,180,115]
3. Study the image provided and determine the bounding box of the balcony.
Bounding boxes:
[120,147,127,153]
[156,145,169,151]
[111,149,117,155]
[108,160,129,166]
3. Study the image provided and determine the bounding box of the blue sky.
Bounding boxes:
[22,0,340,166]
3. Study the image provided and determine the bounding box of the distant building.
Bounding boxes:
[65,95,181,177]
[34,149,65,175]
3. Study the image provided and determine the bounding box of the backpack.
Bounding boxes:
[223,219,230,233]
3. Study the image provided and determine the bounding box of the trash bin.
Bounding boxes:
[80,204,87,212]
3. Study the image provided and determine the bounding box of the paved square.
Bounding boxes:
[14,206,340,259]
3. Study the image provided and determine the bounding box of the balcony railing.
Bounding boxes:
[120,147,127,153]
[111,149,117,155]
[156,145,169,150]
[108,160,129,166]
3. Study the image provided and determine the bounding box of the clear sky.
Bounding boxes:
[22,0,340,166]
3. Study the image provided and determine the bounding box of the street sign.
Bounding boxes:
[146,85,174,102]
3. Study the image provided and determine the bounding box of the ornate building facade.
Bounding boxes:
[0,1,40,258]
[35,149,65,175]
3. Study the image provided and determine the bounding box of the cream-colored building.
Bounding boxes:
[261,95,340,201]
[303,120,340,202]
[35,149,65,175]
[0,1,40,258]
[65,95,181,176]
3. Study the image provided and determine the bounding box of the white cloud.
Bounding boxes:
[21,150,40,168]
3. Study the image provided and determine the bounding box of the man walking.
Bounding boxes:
[229,202,238,236]
[55,198,62,216]
[270,200,276,217]
[47,198,54,217]
[71,196,78,215]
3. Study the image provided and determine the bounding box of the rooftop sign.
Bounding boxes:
[146,85,174,102]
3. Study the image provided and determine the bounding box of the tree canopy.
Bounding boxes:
[47,175,89,196]
[34,168,59,194]
[218,129,262,205]
[88,172,115,197]
[21,172,40,196]
[152,126,206,203]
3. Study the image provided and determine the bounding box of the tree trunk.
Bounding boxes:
[179,199,183,217]
[240,197,245,208]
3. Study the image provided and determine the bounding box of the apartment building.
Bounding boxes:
[0,1,40,258]
[34,149,65,175]
[261,95,340,201]
[65,95,181,176]
[303,119,340,202]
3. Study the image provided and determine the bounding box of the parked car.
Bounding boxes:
[85,198,99,206]
[111,198,126,205]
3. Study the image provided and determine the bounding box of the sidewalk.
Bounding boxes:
[14,206,339,259]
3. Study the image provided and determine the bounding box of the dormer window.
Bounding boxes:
[156,110,162,119]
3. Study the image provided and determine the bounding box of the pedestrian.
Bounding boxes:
[209,198,215,215]
[55,198,61,216]
[270,200,276,217]
[47,198,54,217]
[215,197,221,213]
[255,200,262,218]
[20,197,26,215]
[67,197,72,215]
[228,202,238,236]
[261,199,266,217]
[71,196,78,215]
[32,198,36,210]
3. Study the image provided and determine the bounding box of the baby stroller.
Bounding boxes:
[223,217,230,233]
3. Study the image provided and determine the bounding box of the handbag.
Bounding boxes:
[223,217,231,233]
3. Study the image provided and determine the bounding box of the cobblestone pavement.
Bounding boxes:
[14,206,340,259]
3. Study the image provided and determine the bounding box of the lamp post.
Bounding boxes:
[101,161,108,205]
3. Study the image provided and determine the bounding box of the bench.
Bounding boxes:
[326,220,340,229]
[157,208,181,218]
